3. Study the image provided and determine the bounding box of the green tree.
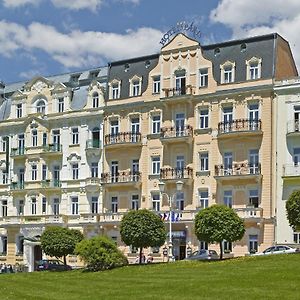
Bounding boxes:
[120,209,166,264]
[75,235,128,271]
[286,190,300,230]
[194,205,245,259]
[41,226,83,265]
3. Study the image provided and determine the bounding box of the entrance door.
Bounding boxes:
[34,245,42,271]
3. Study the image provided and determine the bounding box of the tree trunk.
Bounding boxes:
[219,242,223,260]
[63,255,67,266]
[139,247,143,264]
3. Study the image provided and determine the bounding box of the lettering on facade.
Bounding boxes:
[159,21,201,47]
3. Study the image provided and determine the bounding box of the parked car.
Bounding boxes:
[253,245,300,256]
[185,249,219,261]
[35,259,72,271]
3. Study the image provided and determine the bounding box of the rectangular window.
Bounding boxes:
[2,172,7,184]
[42,197,47,214]
[91,162,98,178]
[176,192,184,210]
[17,236,24,255]
[249,189,259,208]
[32,129,38,147]
[199,190,209,209]
[112,84,119,99]
[111,161,119,183]
[1,137,7,152]
[42,133,47,146]
[199,68,208,87]
[42,164,47,181]
[151,156,160,175]
[53,198,60,215]
[71,127,79,145]
[31,164,37,181]
[249,235,258,253]
[200,152,209,171]
[153,76,160,94]
[249,149,259,174]
[249,62,259,80]
[52,129,60,145]
[16,103,22,118]
[199,109,209,129]
[1,200,7,217]
[223,241,232,252]
[152,114,161,134]
[58,98,64,113]
[223,152,233,175]
[31,198,37,215]
[0,236,7,254]
[72,163,79,180]
[293,148,300,166]
[110,120,119,143]
[131,195,139,210]
[132,81,140,96]
[224,190,232,208]
[224,66,233,83]
[111,196,118,213]
[293,232,300,244]
[71,197,79,215]
[199,241,208,250]
[152,194,160,211]
[175,112,185,136]
[91,197,98,214]
[92,93,99,108]
[18,200,24,215]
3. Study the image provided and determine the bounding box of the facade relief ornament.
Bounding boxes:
[32,81,48,94]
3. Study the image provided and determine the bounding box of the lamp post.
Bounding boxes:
[158,180,183,262]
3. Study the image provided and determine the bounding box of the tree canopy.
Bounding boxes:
[40,226,84,265]
[286,190,300,230]
[120,209,166,264]
[194,205,245,259]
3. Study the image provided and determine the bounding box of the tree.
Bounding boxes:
[41,226,84,265]
[194,205,245,259]
[75,236,128,271]
[120,209,166,264]
[286,190,300,230]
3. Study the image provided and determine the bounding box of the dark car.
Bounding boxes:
[184,249,219,261]
[35,259,72,271]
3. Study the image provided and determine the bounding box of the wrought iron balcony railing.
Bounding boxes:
[41,179,61,188]
[160,167,193,180]
[101,171,141,184]
[43,143,62,153]
[11,147,26,156]
[104,132,141,145]
[10,182,25,190]
[160,125,193,139]
[218,119,261,135]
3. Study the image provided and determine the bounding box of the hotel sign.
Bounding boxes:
[160,21,201,47]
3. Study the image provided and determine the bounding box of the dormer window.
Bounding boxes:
[89,70,99,79]
[92,92,99,108]
[109,79,121,100]
[16,103,22,118]
[70,74,80,84]
[221,61,235,84]
[112,84,119,99]
[246,57,262,80]
[129,76,142,97]
[36,100,46,114]
[58,97,64,113]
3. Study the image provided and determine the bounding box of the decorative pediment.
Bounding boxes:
[129,75,142,83]
[52,82,68,93]
[24,77,52,93]
[109,78,121,86]
[88,80,102,91]
[161,33,199,53]
[11,90,26,100]
[67,153,81,162]
[221,60,236,69]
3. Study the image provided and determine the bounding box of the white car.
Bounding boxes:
[253,245,300,256]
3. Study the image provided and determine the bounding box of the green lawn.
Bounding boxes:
[0,254,299,300]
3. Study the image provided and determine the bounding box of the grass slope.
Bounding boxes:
[0,255,299,300]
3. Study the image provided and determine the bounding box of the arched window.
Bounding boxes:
[36,100,46,114]
[92,92,99,108]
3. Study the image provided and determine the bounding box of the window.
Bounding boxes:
[91,197,98,214]
[72,163,79,180]
[112,84,120,99]
[248,103,259,130]
[2,172,7,184]
[1,137,7,152]
[152,194,160,211]
[249,235,258,253]
[249,149,259,174]
[92,92,99,108]
[18,200,24,215]
[0,236,7,254]
[111,161,119,183]
[223,152,233,175]
[31,164,37,181]
[198,190,209,209]
[176,192,184,210]
[175,71,186,95]
[32,129,38,147]
[247,57,262,80]
[110,120,119,143]
[151,156,160,175]
[175,112,185,136]
[131,195,139,210]
[131,118,140,142]
[16,236,24,255]
[58,98,64,112]
[153,76,160,94]
[53,198,60,215]
[1,200,7,217]
[71,127,79,145]
[223,241,232,252]
[16,103,22,118]
[223,190,232,208]
[132,159,139,181]
[293,232,300,244]
[249,189,259,208]
[200,152,209,171]
[42,164,47,181]
[111,196,118,213]
[71,197,79,215]
[293,148,300,166]
[199,68,208,87]
[31,198,37,215]
[221,62,235,84]
[132,80,140,97]
[91,162,98,178]
[152,114,161,134]
[52,129,60,146]
[42,197,47,214]
[199,241,208,250]
[199,109,209,129]
[36,100,46,114]
[294,106,300,132]
[42,133,47,146]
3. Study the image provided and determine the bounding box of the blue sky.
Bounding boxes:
[1,0,300,83]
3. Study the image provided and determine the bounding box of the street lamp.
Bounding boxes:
[158,180,183,262]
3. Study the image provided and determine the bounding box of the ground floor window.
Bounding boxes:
[199,241,208,250]
[0,236,7,255]
[294,232,300,244]
[151,246,160,254]
[223,240,232,253]
[249,235,258,253]
[16,235,24,255]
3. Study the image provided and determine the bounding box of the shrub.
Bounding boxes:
[75,236,128,271]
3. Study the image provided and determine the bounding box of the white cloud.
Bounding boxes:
[0,20,163,68]
[210,0,300,68]
[2,0,40,7]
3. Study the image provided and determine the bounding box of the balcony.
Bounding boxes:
[161,86,194,99]
[10,182,25,191]
[160,125,193,143]
[283,164,300,178]
[85,177,101,192]
[80,213,99,224]
[235,207,263,221]
[0,215,64,226]
[287,120,300,136]
[99,212,125,223]
[104,132,142,148]
[214,163,261,182]
[218,119,262,137]
[41,180,61,190]
[160,167,193,182]
[101,171,141,187]
[42,143,62,156]
[10,147,26,158]
[86,139,101,156]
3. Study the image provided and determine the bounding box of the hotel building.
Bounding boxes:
[0,32,298,269]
